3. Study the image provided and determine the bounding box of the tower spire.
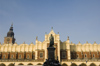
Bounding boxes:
[36,36,38,40]
[11,23,13,27]
[4,24,15,44]
[51,27,53,30]
[67,36,69,40]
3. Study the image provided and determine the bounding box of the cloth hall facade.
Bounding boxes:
[0,25,100,66]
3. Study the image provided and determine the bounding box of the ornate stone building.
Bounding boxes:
[0,25,100,66]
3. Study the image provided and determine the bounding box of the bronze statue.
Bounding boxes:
[43,34,61,66]
[49,34,54,47]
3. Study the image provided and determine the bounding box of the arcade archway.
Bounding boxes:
[18,63,24,65]
[37,63,42,65]
[80,63,86,66]
[90,63,96,66]
[62,63,68,66]
[8,63,14,66]
[71,63,77,66]
[28,63,33,65]
[0,63,6,66]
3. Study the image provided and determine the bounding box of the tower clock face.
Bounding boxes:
[7,38,10,41]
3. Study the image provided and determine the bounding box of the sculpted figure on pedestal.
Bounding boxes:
[49,34,54,47]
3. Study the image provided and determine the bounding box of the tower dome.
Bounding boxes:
[7,24,14,37]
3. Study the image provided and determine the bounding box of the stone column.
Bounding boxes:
[45,42,47,60]
[35,39,38,60]
[58,40,61,62]
[66,38,70,60]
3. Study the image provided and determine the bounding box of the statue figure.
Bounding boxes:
[49,34,54,47]
[43,34,61,66]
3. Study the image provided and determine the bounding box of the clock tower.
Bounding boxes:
[4,24,15,44]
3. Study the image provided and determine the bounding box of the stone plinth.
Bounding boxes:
[43,47,61,66]
[47,47,55,60]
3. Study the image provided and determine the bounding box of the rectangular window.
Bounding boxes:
[81,51,83,55]
[84,54,87,58]
[93,54,95,58]
[32,54,35,59]
[3,54,6,59]
[77,54,79,58]
[40,52,43,58]
[27,54,29,59]
[97,51,99,55]
[62,52,66,58]
[90,51,91,55]
[19,54,22,59]
[11,55,14,59]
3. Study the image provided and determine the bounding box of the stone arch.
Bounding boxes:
[37,63,42,65]
[8,63,14,66]
[71,63,77,66]
[80,63,87,66]
[28,63,33,65]
[0,63,6,66]
[18,63,24,65]
[62,63,68,66]
[90,63,96,66]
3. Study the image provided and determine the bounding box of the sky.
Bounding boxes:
[0,0,100,44]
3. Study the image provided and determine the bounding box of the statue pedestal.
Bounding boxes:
[43,47,61,66]
[47,47,55,60]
